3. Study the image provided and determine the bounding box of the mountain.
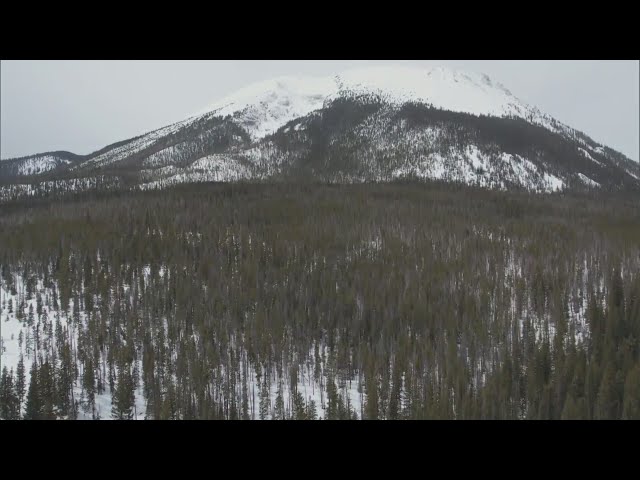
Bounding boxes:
[0,151,83,179]
[2,65,639,201]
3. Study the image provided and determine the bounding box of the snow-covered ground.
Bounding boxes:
[0,273,146,420]
[3,233,636,420]
[0,268,364,420]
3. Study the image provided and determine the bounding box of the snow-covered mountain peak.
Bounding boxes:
[333,64,532,118]
[194,64,542,141]
[206,75,335,115]
[196,75,336,139]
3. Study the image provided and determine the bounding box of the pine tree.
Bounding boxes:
[16,355,26,413]
[325,377,340,420]
[24,363,42,420]
[273,382,285,420]
[595,363,618,420]
[0,367,9,417]
[622,363,640,420]
[293,391,307,420]
[241,375,250,420]
[111,362,135,420]
[83,359,96,418]
[561,393,582,420]
[160,382,177,420]
[364,368,378,420]
[306,398,317,420]
[259,379,270,420]
[27,303,34,327]
[56,343,74,418]
[39,361,57,420]
[0,367,20,419]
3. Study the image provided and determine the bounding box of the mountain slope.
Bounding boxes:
[2,65,638,200]
[0,151,82,182]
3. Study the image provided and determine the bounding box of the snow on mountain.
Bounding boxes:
[0,153,73,177]
[0,176,123,203]
[577,172,600,188]
[2,64,638,199]
[14,154,70,175]
[139,154,252,190]
[390,144,566,192]
[578,147,603,166]
[196,76,336,140]
[334,65,532,117]
[72,119,196,171]
[195,65,548,142]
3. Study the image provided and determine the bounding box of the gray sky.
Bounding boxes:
[1,60,638,161]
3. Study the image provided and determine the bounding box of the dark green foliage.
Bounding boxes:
[24,363,42,420]
[111,360,136,420]
[0,367,20,419]
[1,182,639,419]
[622,363,640,419]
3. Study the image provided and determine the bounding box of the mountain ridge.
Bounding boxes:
[2,65,639,199]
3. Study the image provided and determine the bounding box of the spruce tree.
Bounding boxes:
[24,363,42,420]
[307,398,317,420]
[0,367,20,419]
[595,364,618,420]
[39,361,57,420]
[293,391,307,420]
[16,355,26,413]
[325,378,340,420]
[241,375,250,420]
[259,379,270,420]
[83,359,96,419]
[622,363,640,420]
[111,362,135,420]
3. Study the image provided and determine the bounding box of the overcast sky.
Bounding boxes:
[1,60,638,161]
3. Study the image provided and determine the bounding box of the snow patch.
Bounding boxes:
[577,173,600,188]
[543,172,565,192]
[578,147,603,166]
